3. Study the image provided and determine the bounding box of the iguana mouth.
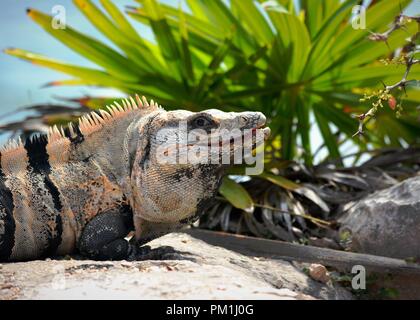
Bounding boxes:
[194,125,271,149]
[227,125,271,146]
[245,126,271,151]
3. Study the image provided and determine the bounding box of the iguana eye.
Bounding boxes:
[193,116,212,128]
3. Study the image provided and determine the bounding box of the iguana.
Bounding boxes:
[0,95,270,261]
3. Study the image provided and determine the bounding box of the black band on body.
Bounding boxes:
[64,124,85,145]
[24,136,63,256]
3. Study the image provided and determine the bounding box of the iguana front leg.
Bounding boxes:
[78,209,185,261]
[78,208,135,260]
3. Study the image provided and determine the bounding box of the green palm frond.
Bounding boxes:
[5,0,419,162]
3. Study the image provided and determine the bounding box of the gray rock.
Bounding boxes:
[339,175,420,260]
[0,232,351,300]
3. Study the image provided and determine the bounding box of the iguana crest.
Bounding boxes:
[0,94,160,153]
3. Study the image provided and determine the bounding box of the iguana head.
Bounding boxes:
[129,107,270,231]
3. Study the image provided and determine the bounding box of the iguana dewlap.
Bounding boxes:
[0,96,270,261]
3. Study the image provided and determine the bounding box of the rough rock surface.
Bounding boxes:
[339,175,420,260]
[0,232,352,300]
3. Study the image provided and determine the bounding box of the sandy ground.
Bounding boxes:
[0,232,352,300]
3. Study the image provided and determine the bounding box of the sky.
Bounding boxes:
[0,0,154,120]
[0,0,418,159]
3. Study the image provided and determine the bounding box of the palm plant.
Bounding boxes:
[4,0,420,243]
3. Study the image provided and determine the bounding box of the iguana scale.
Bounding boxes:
[0,95,269,261]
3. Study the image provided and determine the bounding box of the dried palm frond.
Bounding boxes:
[201,147,420,248]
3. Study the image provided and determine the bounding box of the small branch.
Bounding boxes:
[352,107,376,137]
[354,14,419,138]
[215,196,331,227]
[253,203,331,228]
[385,57,419,92]
[368,14,419,42]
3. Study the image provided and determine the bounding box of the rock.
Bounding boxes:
[308,264,330,284]
[0,232,352,300]
[339,175,420,260]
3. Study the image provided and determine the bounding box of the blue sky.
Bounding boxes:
[0,0,154,119]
